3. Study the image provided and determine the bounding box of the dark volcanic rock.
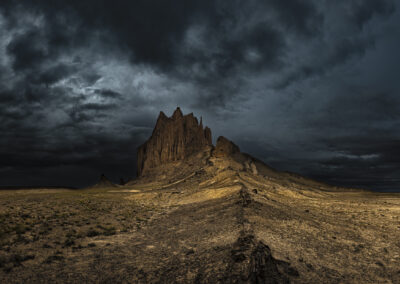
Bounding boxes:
[137,107,212,176]
[228,232,297,283]
[214,136,240,157]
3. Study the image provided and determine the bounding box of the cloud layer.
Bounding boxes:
[0,0,399,190]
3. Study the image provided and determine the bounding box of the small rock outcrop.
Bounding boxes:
[213,136,240,157]
[228,232,297,283]
[91,174,116,188]
[137,107,212,176]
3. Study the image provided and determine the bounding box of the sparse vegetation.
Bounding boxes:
[0,176,398,282]
[96,224,116,236]
[44,254,64,264]
[86,228,100,237]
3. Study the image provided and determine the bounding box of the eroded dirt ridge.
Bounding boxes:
[228,186,298,283]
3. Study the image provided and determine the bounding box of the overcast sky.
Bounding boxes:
[0,0,399,190]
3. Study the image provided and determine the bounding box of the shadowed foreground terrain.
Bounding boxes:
[0,109,399,283]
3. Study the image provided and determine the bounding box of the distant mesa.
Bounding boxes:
[137,107,212,176]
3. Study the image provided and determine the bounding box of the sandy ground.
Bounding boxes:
[0,155,399,283]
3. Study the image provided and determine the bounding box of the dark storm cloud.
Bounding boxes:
[351,0,395,29]
[3,0,322,76]
[275,37,376,90]
[0,0,399,190]
[267,0,323,35]
[275,0,396,90]
[311,136,400,191]
[94,89,122,99]
[0,0,214,67]
[35,64,76,86]
[176,0,322,75]
[6,29,47,71]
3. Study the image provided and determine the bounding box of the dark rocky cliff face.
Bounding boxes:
[137,107,212,176]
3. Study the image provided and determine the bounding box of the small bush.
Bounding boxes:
[0,254,35,268]
[86,229,100,237]
[103,226,116,236]
[96,225,116,236]
[64,238,75,247]
[13,224,27,235]
[65,230,76,238]
[11,254,35,264]
[0,255,7,268]
[39,227,50,235]
[44,255,64,264]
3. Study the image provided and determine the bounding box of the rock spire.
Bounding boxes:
[137,107,212,176]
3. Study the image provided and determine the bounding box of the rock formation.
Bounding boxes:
[90,174,116,188]
[213,136,240,157]
[137,107,212,176]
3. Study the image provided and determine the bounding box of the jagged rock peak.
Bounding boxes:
[171,107,183,119]
[213,136,240,157]
[158,111,168,120]
[137,107,212,176]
